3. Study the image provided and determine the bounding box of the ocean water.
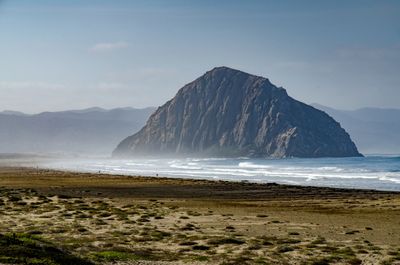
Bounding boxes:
[42,155,400,191]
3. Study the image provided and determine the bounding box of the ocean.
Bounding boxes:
[42,155,400,191]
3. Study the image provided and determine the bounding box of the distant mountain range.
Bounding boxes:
[312,104,400,154]
[114,67,361,158]
[1,96,397,156]
[0,107,155,155]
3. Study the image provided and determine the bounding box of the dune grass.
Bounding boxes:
[0,168,399,264]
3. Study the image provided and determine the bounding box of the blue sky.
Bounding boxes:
[0,0,399,113]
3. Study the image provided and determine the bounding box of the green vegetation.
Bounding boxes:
[0,170,398,265]
[0,233,93,265]
[91,251,138,262]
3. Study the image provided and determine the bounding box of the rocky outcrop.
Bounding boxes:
[114,67,362,158]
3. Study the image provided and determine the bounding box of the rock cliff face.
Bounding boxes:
[114,67,362,158]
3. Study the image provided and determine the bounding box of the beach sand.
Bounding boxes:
[0,166,399,264]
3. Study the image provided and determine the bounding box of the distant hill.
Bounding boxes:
[114,67,361,158]
[312,104,400,154]
[0,107,155,155]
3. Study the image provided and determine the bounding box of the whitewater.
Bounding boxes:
[42,155,400,191]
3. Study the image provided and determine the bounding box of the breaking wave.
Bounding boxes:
[41,155,400,191]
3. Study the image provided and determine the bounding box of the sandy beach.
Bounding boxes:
[1,166,400,265]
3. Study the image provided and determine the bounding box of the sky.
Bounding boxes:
[0,0,399,113]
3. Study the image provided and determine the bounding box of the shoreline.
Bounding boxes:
[1,166,399,200]
[44,167,400,193]
[2,153,400,192]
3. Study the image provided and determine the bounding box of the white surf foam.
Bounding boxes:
[39,156,400,191]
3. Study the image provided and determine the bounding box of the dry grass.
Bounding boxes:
[0,167,399,265]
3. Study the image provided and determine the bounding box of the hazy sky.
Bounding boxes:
[1,0,399,113]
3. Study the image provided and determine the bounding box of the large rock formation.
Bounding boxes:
[114,67,362,158]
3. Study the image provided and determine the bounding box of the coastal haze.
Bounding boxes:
[312,104,400,154]
[1,1,400,265]
[2,66,399,192]
[1,103,399,156]
[0,107,155,155]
